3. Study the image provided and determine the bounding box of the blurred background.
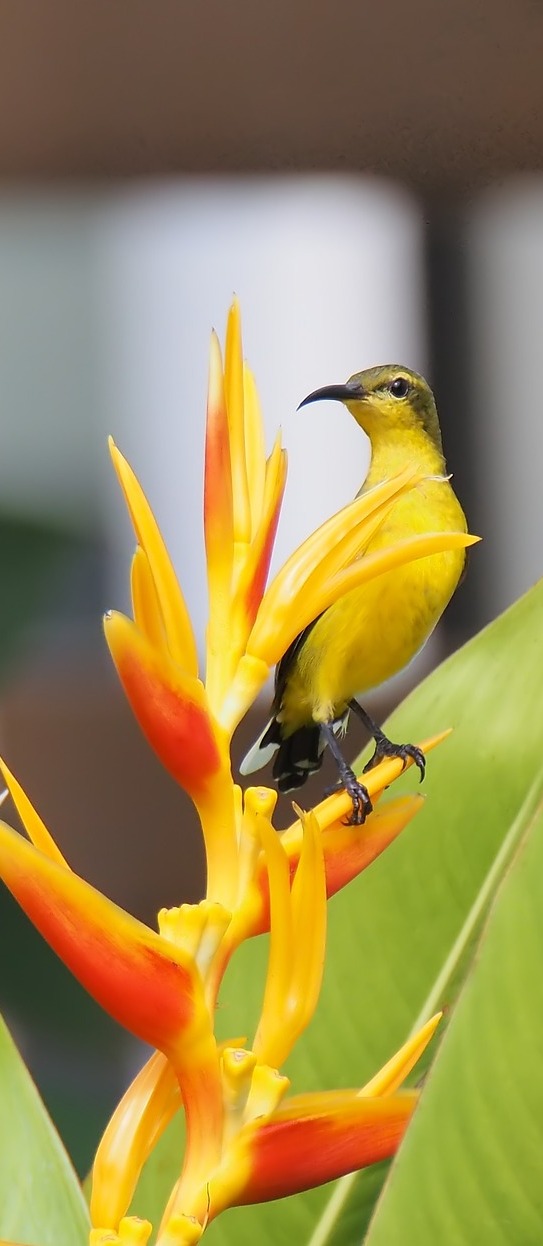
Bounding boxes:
[0,0,542,1175]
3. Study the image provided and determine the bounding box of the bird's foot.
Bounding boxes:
[320,719,373,823]
[363,734,426,783]
[340,767,373,825]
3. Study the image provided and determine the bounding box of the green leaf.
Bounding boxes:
[0,1014,89,1246]
[365,776,543,1244]
[135,578,543,1243]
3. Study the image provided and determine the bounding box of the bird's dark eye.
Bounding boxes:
[389,376,410,399]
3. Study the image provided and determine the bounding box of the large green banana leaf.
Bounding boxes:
[365,775,543,1244]
[0,1015,89,1246]
[132,577,543,1243]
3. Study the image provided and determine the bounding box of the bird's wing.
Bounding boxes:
[270,615,321,717]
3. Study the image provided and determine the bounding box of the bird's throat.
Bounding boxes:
[362,427,446,494]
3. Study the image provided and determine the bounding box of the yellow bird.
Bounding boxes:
[240,365,468,823]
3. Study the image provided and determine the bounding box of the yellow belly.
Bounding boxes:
[280,477,466,730]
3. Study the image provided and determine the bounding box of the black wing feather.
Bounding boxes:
[270,614,322,718]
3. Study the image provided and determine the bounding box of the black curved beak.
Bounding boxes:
[297,379,366,410]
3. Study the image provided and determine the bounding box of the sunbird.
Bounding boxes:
[240,365,468,823]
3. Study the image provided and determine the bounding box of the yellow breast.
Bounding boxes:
[280,472,466,730]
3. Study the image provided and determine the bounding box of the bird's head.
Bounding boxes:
[298,364,443,455]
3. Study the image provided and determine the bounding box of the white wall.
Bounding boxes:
[467,179,543,616]
[0,178,427,648]
[96,177,426,641]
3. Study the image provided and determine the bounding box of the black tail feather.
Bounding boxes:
[272,724,324,793]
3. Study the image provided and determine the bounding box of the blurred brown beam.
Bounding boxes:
[0,0,542,190]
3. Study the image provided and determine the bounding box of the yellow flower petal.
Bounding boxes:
[253,806,326,1069]
[216,653,270,735]
[0,756,68,868]
[0,818,211,1060]
[157,1215,203,1246]
[104,612,222,799]
[244,464,424,668]
[243,362,266,539]
[230,435,287,634]
[287,807,327,1052]
[308,531,480,637]
[91,1218,152,1246]
[131,546,167,653]
[251,527,479,668]
[361,1012,442,1097]
[254,464,422,629]
[242,1061,289,1125]
[109,439,198,676]
[225,299,251,548]
[91,1052,180,1230]
[252,811,292,1065]
[204,330,233,641]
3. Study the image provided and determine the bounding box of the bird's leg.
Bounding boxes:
[321,722,373,825]
[349,700,426,783]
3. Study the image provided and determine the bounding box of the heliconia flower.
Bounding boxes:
[103,607,241,910]
[204,330,234,627]
[158,1014,441,1232]
[202,302,288,711]
[104,610,223,800]
[104,305,287,901]
[205,735,445,1004]
[0,758,226,1204]
[223,1090,418,1208]
[69,746,429,1238]
[109,299,478,751]
[0,738,434,1239]
[0,302,477,1246]
[87,743,437,1235]
[110,441,198,680]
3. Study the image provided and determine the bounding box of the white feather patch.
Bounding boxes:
[239,722,279,776]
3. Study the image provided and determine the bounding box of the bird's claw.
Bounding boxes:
[342,774,373,825]
[363,739,426,784]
